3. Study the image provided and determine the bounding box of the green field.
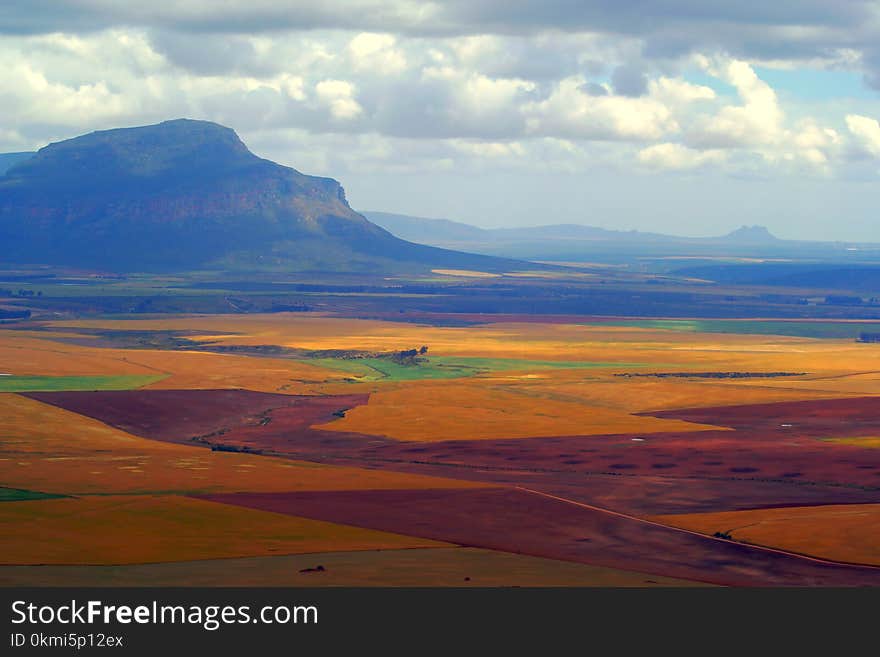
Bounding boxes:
[596,319,880,339]
[0,487,66,502]
[310,356,647,382]
[0,375,166,392]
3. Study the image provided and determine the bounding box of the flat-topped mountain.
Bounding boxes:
[0,120,523,272]
[721,225,779,243]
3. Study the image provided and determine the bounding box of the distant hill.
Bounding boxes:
[0,121,529,273]
[0,152,33,176]
[722,225,780,243]
[364,212,488,242]
[364,211,673,244]
[365,211,858,262]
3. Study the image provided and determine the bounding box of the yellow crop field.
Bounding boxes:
[431,269,501,278]
[0,334,153,376]
[0,332,345,394]
[127,349,339,393]
[825,436,880,448]
[46,315,717,361]
[0,495,449,565]
[47,314,880,375]
[316,379,722,441]
[722,371,880,397]
[652,504,880,566]
[508,376,841,415]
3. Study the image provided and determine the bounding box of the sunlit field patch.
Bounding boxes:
[594,319,880,339]
[315,379,721,441]
[0,331,343,394]
[430,269,501,278]
[0,374,164,392]
[652,504,880,567]
[824,436,880,448]
[313,355,647,382]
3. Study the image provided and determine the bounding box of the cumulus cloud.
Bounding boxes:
[348,32,407,75]
[846,114,880,157]
[314,79,363,120]
[0,7,878,184]
[525,76,678,141]
[648,76,715,106]
[686,57,784,148]
[637,143,726,171]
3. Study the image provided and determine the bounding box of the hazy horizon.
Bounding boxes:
[1,2,879,240]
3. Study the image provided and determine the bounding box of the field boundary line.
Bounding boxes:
[514,485,880,572]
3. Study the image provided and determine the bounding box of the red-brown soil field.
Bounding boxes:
[23,389,379,452]
[198,487,880,586]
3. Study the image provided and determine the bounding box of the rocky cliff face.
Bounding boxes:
[0,119,418,270]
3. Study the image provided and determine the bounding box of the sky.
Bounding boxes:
[1,1,880,240]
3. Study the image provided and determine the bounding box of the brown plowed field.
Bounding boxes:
[23,389,376,451]
[648,395,880,436]
[197,487,880,586]
[25,390,880,516]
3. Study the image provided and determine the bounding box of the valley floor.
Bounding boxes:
[3,311,880,586]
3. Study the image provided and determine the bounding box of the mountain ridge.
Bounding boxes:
[0,120,531,273]
[364,211,782,244]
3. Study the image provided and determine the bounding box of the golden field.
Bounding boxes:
[652,504,880,566]
[44,313,880,377]
[0,495,449,565]
[315,379,722,441]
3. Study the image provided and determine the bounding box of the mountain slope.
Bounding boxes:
[0,120,526,273]
[0,152,33,176]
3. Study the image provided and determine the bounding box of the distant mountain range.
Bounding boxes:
[364,212,865,262]
[0,121,528,272]
[366,211,782,246]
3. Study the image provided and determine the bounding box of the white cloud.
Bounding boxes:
[451,140,526,158]
[525,76,677,141]
[648,76,715,106]
[348,32,407,75]
[314,79,363,120]
[687,57,784,148]
[846,114,880,156]
[637,143,725,170]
